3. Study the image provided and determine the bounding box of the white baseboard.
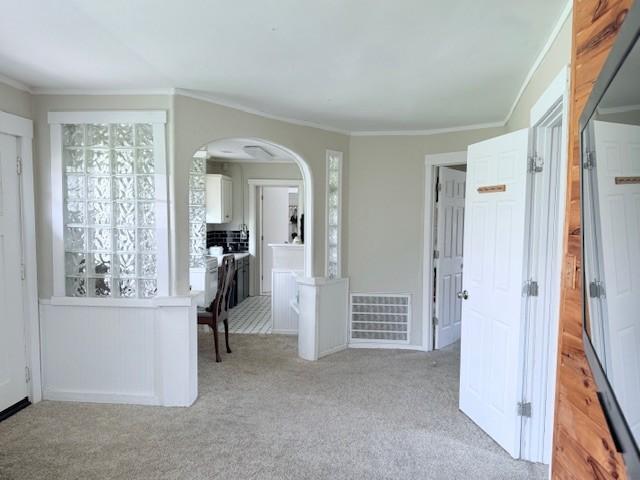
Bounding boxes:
[271,329,298,335]
[43,388,160,406]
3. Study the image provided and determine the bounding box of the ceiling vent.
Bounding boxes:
[243,145,275,161]
[350,294,410,345]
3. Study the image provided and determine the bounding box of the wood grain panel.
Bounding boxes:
[552,0,633,478]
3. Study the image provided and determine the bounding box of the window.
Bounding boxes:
[189,154,207,268]
[49,111,168,299]
[326,150,342,279]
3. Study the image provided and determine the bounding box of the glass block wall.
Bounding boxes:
[63,123,158,298]
[327,151,341,279]
[189,156,207,268]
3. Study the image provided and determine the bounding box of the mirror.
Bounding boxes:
[582,36,640,448]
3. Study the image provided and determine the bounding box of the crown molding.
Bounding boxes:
[31,87,175,96]
[350,121,505,137]
[0,73,32,93]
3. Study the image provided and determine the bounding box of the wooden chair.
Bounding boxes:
[197,255,236,362]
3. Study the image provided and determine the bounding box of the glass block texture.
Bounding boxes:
[62,123,158,297]
[326,153,341,279]
[189,156,206,269]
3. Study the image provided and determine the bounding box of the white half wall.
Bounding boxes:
[39,295,199,407]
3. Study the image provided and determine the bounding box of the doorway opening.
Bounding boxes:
[188,138,309,351]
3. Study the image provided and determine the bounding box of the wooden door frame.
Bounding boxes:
[0,110,39,403]
[422,151,467,352]
[248,179,304,296]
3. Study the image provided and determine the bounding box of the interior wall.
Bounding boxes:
[0,81,32,119]
[347,128,504,346]
[173,94,350,293]
[206,159,302,231]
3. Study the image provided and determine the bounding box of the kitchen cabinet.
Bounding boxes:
[206,174,233,224]
[229,255,250,307]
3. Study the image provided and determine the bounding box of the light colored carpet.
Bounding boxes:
[221,295,272,334]
[0,334,547,480]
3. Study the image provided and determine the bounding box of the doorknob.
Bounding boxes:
[457,290,469,300]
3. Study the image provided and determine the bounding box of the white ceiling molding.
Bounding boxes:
[32,87,175,96]
[0,72,32,93]
[350,121,505,137]
[597,103,640,115]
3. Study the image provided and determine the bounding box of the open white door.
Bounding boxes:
[0,132,28,414]
[459,128,530,458]
[592,120,640,441]
[260,186,291,294]
[435,166,466,349]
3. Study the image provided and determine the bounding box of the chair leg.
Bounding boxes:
[212,319,222,363]
[224,318,232,354]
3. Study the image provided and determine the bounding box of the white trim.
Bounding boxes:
[42,389,160,406]
[174,89,351,135]
[530,67,569,127]
[596,103,640,115]
[0,111,41,404]
[504,0,573,126]
[348,343,426,351]
[48,110,167,125]
[33,87,174,96]
[43,293,199,308]
[325,150,343,278]
[247,176,307,296]
[422,151,467,351]
[351,121,504,137]
[0,73,32,93]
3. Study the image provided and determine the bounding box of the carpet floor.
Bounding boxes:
[0,334,547,480]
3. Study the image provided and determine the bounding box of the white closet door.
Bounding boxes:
[459,129,530,458]
[260,186,291,294]
[435,166,466,349]
[0,132,27,413]
[593,120,640,441]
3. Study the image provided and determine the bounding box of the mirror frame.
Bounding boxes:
[579,3,640,476]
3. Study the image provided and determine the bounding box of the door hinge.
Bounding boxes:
[16,156,23,175]
[517,401,532,418]
[25,366,31,383]
[584,151,595,170]
[433,249,439,259]
[523,280,539,297]
[589,280,605,298]
[432,316,438,326]
[528,155,543,173]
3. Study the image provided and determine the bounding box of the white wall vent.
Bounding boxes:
[350,294,411,344]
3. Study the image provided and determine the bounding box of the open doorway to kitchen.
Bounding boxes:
[188,138,308,354]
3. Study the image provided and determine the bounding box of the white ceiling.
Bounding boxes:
[1,0,568,133]
[207,138,295,162]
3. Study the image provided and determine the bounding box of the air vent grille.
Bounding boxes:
[350,294,410,344]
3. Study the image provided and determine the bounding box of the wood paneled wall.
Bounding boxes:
[553,0,634,478]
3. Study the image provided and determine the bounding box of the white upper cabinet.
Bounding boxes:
[206,174,233,224]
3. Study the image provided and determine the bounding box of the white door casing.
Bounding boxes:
[260,186,291,294]
[459,128,530,458]
[0,132,28,413]
[435,166,466,349]
[592,120,640,441]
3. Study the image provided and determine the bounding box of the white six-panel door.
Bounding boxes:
[435,166,466,349]
[459,129,530,458]
[592,120,640,441]
[0,132,28,413]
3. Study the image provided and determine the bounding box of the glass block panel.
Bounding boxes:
[327,262,338,279]
[86,149,111,174]
[65,201,85,225]
[63,148,84,173]
[112,123,134,147]
[87,176,111,200]
[190,222,205,239]
[65,227,86,251]
[66,175,85,199]
[138,202,155,227]
[189,206,205,224]
[135,124,153,147]
[137,175,155,200]
[328,245,338,264]
[63,124,84,147]
[139,279,157,298]
[189,189,205,206]
[116,228,136,252]
[139,254,157,277]
[329,169,339,189]
[138,228,156,253]
[90,253,112,276]
[115,202,136,227]
[87,202,112,225]
[66,276,86,297]
[190,254,205,268]
[65,252,86,275]
[86,124,110,147]
[90,228,112,252]
[136,149,154,174]
[190,237,206,255]
[114,149,135,174]
[118,278,137,298]
[189,173,205,191]
[190,157,205,175]
[114,176,135,200]
[328,208,338,226]
[328,190,338,209]
[89,277,112,297]
[117,253,136,277]
[328,225,338,246]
